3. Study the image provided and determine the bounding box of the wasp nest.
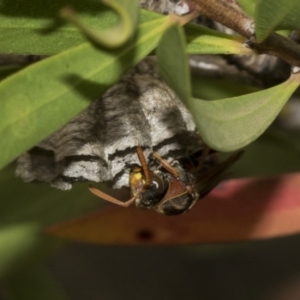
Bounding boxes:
[16,57,202,190]
[16,1,202,190]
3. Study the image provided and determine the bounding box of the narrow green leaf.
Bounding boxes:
[61,0,140,48]
[192,77,260,100]
[156,23,263,153]
[185,23,253,55]
[140,8,162,23]
[156,23,252,111]
[0,16,169,170]
[255,0,300,42]
[157,24,191,104]
[189,73,300,152]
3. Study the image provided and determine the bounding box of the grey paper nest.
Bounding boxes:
[16,57,202,190]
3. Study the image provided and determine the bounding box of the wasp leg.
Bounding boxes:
[195,145,211,172]
[151,152,180,178]
[89,185,136,207]
[136,146,151,187]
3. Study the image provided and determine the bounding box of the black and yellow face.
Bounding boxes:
[129,166,144,197]
[129,166,167,210]
[152,175,197,215]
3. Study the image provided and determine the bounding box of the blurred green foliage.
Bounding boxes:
[1,0,300,298]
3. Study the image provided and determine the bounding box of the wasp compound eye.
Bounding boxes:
[139,184,164,208]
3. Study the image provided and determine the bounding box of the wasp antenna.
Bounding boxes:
[89,185,136,207]
[152,152,180,178]
[136,146,152,187]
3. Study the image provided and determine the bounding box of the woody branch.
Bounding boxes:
[185,0,300,67]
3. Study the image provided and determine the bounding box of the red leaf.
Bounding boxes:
[46,173,300,245]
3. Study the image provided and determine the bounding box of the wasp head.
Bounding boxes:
[129,166,167,209]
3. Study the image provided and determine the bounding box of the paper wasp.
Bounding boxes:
[89,146,241,215]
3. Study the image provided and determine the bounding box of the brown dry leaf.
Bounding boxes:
[46,173,300,245]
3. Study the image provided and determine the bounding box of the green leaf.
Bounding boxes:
[185,23,253,55]
[238,0,256,17]
[157,24,191,104]
[0,0,116,54]
[189,73,300,152]
[255,0,300,42]
[0,2,157,55]
[0,64,25,82]
[61,0,140,48]
[156,23,263,153]
[156,23,253,108]
[192,77,260,100]
[140,8,162,23]
[0,1,253,56]
[0,16,169,170]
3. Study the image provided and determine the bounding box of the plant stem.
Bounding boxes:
[185,0,300,67]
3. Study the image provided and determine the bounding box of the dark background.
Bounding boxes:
[47,235,300,300]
